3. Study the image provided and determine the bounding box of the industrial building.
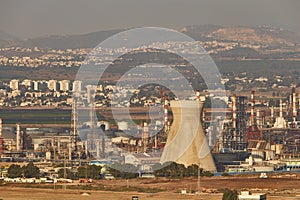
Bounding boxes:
[1,86,300,174]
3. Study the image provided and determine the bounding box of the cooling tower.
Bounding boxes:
[160,100,216,172]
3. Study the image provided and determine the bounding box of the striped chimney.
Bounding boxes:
[271,106,274,123]
[250,91,255,126]
[164,95,169,131]
[16,123,20,151]
[0,118,2,137]
[292,87,297,124]
[280,99,283,118]
[142,122,149,139]
[232,94,237,129]
[298,83,300,114]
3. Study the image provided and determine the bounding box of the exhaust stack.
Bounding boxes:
[16,123,21,151]
[164,95,169,132]
[250,91,255,126]
[232,94,237,129]
[0,118,2,137]
[292,87,297,126]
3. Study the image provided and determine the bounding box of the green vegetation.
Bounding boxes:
[0,66,78,81]
[0,109,71,124]
[7,164,22,178]
[216,60,300,74]
[221,188,238,200]
[57,168,74,179]
[222,172,230,176]
[7,162,40,178]
[153,162,214,178]
[77,165,102,179]
[108,163,139,179]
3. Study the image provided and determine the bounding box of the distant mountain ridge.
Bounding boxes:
[183,25,300,47]
[20,29,126,49]
[0,30,18,47]
[1,25,300,50]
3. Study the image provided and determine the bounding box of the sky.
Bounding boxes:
[0,0,300,39]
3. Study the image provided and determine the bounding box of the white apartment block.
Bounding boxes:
[9,79,19,91]
[21,79,32,87]
[47,80,57,91]
[33,81,39,91]
[59,80,70,91]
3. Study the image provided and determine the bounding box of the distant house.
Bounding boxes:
[238,191,266,200]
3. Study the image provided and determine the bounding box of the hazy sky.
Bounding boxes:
[0,0,300,39]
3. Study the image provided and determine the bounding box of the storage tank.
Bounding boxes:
[97,121,110,131]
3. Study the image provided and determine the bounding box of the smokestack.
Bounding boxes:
[232,94,237,129]
[16,123,21,151]
[196,89,200,101]
[0,118,2,137]
[271,106,274,124]
[256,109,260,128]
[292,87,297,125]
[298,83,300,115]
[0,118,3,154]
[280,99,283,118]
[154,134,157,150]
[142,122,149,139]
[142,122,149,153]
[250,91,255,126]
[68,136,72,160]
[164,95,169,132]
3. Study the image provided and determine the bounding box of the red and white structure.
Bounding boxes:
[292,87,297,127]
[250,91,255,126]
[0,118,4,154]
[16,123,21,151]
[164,95,169,132]
[232,94,237,129]
[0,118,2,138]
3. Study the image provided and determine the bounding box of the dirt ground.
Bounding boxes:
[1,176,300,200]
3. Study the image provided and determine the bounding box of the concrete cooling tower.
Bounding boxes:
[160,100,216,172]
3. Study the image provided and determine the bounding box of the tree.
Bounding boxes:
[222,189,238,200]
[58,168,73,179]
[153,162,214,178]
[22,162,40,178]
[7,164,22,178]
[77,165,102,179]
[109,163,138,179]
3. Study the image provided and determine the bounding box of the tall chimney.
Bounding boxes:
[0,118,2,137]
[280,99,283,118]
[142,122,149,153]
[298,83,300,115]
[271,106,274,124]
[256,109,260,128]
[16,123,21,151]
[232,94,237,129]
[0,118,3,154]
[292,87,297,125]
[164,95,169,132]
[250,91,255,126]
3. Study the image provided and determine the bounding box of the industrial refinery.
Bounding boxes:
[0,87,300,176]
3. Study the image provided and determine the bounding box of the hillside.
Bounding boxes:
[20,29,126,49]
